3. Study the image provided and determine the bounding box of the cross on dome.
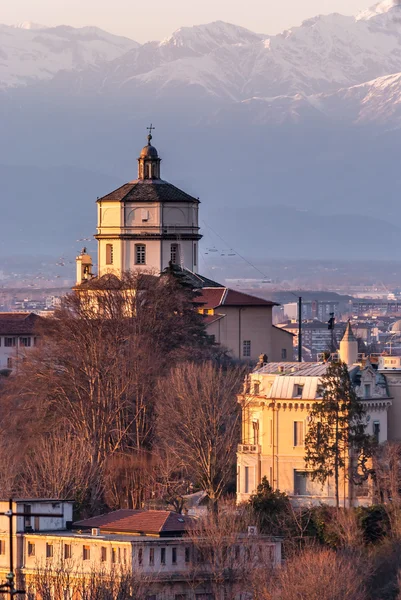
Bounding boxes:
[146,123,155,145]
[138,123,161,180]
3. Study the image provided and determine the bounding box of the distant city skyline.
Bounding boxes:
[3,0,373,42]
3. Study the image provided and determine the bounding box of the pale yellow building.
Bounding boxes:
[77,130,201,282]
[237,325,392,506]
[0,503,281,600]
[197,286,293,362]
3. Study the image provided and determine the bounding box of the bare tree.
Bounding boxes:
[157,362,246,510]
[262,547,366,600]
[0,270,215,511]
[186,503,276,600]
[21,429,94,500]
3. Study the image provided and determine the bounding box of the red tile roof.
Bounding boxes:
[74,510,192,536]
[197,288,277,309]
[0,313,43,335]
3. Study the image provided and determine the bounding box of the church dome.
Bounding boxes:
[391,320,401,333]
[140,143,159,158]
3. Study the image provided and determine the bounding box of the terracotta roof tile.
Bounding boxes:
[97,180,199,204]
[0,313,42,335]
[74,510,191,536]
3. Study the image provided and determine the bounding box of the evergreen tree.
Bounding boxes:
[304,361,373,507]
[248,477,289,534]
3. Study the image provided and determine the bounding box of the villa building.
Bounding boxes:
[237,323,392,506]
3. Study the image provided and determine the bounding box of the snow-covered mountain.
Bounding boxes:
[0,23,138,88]
[18,0,401,109]
[4,0,401,262]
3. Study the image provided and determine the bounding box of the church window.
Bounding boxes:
[243,340,251,358]
[193,243,197,266]
[106,244,114,265]
[135,244,146,265]
[171,244,180,264]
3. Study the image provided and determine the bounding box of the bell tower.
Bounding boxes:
[96,126,202,277]
[137,125,161,180]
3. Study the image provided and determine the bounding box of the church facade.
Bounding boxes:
[93,129,201,278]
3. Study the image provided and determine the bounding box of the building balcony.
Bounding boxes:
[237,444,261,454]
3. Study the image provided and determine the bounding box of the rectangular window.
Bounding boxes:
[253,420,259,445]
[0,541,5,555]
[4,338,16,347]
[112,548,117,564]
[19,337,31,347]
[135,244,146,265]
[253,382,260,395]
[171,243,180,265]
[172,547,177,565]
[316,385,324,398]
[193,243,197,267]
[294,470,311,496]
[149,547,154,566]
[83,546,90,561]
[281,348,287,360]
[243,340,251,358]
[46,543,53,559]
[106,243,114,265]
[27,542,35,557]
[101,547,107,562]
[185,547,190,563]
[373,421,380,442]
[138,548,143,566]
[245,466,250,494]
[294,421,304,447]
[123,547,127,564]
[64,544,72,560]
[364,384,371,398]
[161,547,166,565]
[23,504,31,528]
[294,384,304,398]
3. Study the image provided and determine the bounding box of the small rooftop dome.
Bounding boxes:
[140,140,159,159]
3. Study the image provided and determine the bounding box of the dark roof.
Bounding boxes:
[197,288,278,310]
[0,313,42,335]
[183,271,223,289]
[203,313,225,325]
[273,325,295,337]
[74,510,191,537]
[97,180,199,204]
[280,321,346,331]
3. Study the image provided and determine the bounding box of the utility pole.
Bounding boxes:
[328,312,336,355]
[298,296,302,362]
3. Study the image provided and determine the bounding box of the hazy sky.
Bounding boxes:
[2,0,373,42]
